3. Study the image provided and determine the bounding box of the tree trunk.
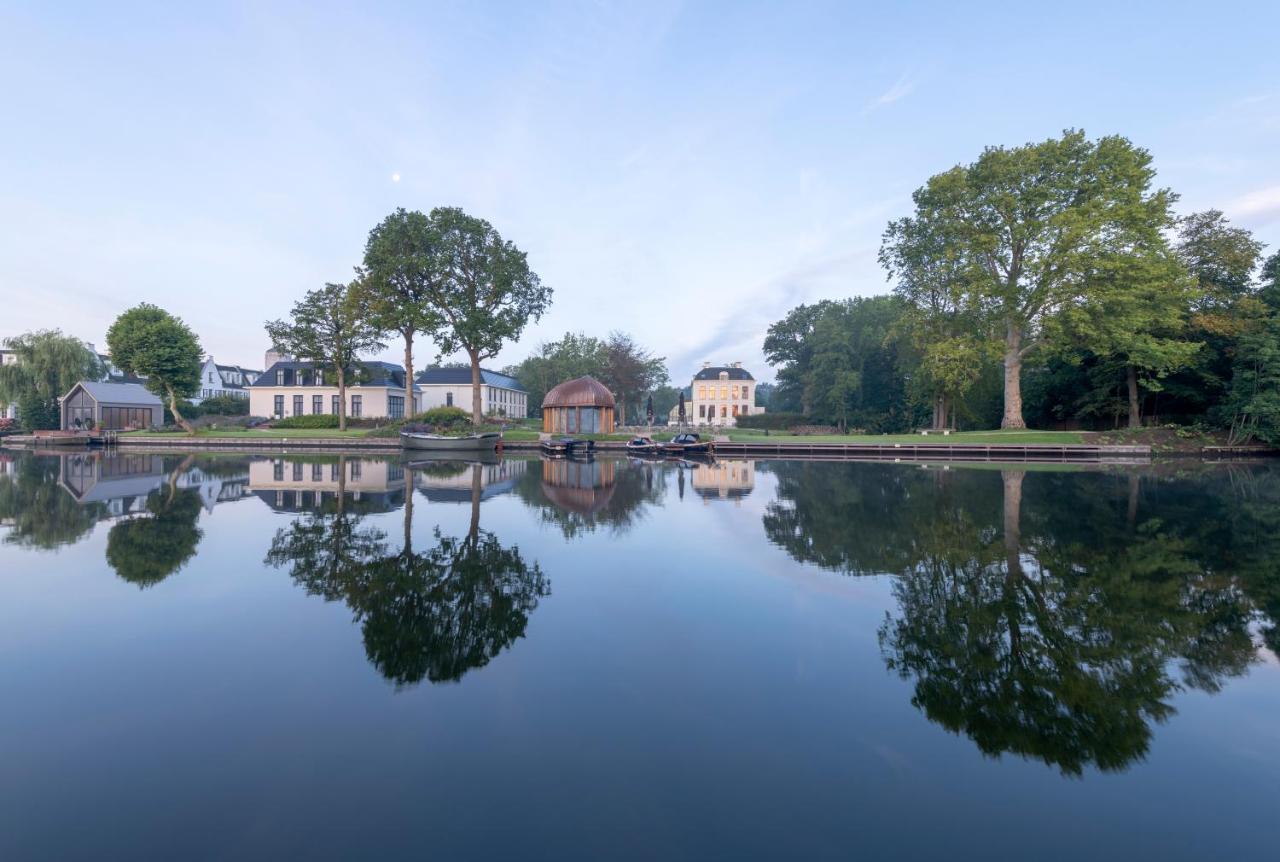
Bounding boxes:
[469,349,483,425]
[1126,364,1141,429]
[1001,322,1026,429]
[337,456,346,515]
[337,366,347,432]
[403,332,415,422]
[1126,473,1140,531]
[166,384,195,435]
[403,480,414,557]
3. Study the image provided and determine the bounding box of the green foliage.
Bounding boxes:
[505,330,669,421]
[0,455,106,548]
[734,411,806,431]
[196,394,250,416]
[415,405,471,427]
[882,130,1179,429]
[265,281,384,431]
[1223,315,1280,444]
[764,297,912,433]
[272,414,341,429]
[0,330,101,431]
[363,206,552,424]
[106,304,202,432]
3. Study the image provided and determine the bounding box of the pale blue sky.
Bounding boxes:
[2,1,1278,382]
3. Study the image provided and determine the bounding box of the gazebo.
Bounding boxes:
[541,376,615,434]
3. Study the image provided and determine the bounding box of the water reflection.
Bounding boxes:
[762,460,1278,774]
[264,459,548,686]
[516,456,666,536]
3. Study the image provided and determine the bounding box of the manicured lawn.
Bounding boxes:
[723,429,1087,445]
[120,428,379,439]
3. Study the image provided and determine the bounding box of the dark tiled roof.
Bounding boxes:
[693,366,754,381]
[415,367,525,391]
[249,360,418,389]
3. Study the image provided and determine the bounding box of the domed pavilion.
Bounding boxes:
[541,376,616,434]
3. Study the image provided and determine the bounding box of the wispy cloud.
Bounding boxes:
[1227,184,1280,224]
[868,73,915,110]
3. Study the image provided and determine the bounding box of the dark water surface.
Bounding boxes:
[1,450,1279,860]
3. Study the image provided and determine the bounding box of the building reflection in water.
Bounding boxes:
[688,459,755,502]
[540,458,616,516]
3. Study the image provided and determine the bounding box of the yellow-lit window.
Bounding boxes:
[698,386,706,399]
[731,385,739,399]
[720,386,728,399]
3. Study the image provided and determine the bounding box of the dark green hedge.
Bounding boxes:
[735,412,806,431]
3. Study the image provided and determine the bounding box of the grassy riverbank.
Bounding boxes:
[117,427,1086,445]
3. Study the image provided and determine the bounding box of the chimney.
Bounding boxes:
[702,361,711,369]
[732,361,742,368]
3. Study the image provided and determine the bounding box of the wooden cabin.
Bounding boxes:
[541,376,616,434]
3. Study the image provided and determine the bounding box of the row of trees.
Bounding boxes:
[502,330,672,425]
[264,206,551,430]
[767,130,1278,437]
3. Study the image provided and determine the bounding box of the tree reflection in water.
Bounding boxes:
[265,459,548,686]
[0,455,106,549]
[516,456,666,537]
[106,457,205,588]
[761,460,1278,775]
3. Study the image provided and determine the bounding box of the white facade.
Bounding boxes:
[0,348,17,420]
[193,357,259,403]
[669,362,763,427]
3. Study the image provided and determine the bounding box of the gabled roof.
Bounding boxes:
[415,367,525,391]
[694,366,754,381]
[249,360,419,389]
[66,381,162,406]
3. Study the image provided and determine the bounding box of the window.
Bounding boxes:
[720,405,727,418]
[731,385,739,399]
[388,395,404,419]
[699,404,706,418]
[351,395,362,417]
[732,404,739,417]
[446,392,453,407]
[276,369,284,385]
[273,395,284,417]
[293,395,303,416]
[273,461,284,481]
[330,463,339,481]
[292,462,303,481]
[742,405,750,416]
[315,370,323,386]
[697,386,706,399]
[312,395,323,415]
[720,386,728,399]
[332,395,340,414]
[350,460,362,479]
[312,463,322,481]
[719,371,728,380]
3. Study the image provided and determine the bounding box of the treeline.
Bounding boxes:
[767,130,1279,439]
[503,331,673,424]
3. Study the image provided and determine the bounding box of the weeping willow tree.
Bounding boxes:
[0,331,101,430]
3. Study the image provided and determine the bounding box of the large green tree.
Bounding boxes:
[0,330,101,431]
[598,331,669,426]
[423,207,552,424]
[265,282,384,430]
[105,304,202,434]
[504,332,606,415]
[883,130,1177,428]
[359,208,446,418]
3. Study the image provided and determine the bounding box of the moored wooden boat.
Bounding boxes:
[400,431,501,452]
[661,432,713,455]
[625,435,662,455]
[541,437,595,458]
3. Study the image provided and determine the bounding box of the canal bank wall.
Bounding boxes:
[4,435,1158,463]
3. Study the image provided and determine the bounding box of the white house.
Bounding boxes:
[416,367,528,417]
[193,357,261,403]
[668,362,763,427]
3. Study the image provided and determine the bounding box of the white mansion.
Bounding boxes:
[669,362,763,427]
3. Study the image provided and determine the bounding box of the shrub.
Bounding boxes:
[271,414,340,429]
[417,406,472,428]
[198,394,251,416]
[734,411,806,431]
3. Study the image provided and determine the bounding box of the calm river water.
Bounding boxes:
[1,450,1278,860]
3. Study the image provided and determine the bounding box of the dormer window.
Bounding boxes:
[719,371,728,380]
[276,369,285,385]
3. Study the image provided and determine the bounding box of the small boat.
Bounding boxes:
[541,437,595,458]
[661,432,713,455]
[401,431,501,452]
[625,435,662,455]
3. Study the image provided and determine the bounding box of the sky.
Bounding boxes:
[2,0,1278,385]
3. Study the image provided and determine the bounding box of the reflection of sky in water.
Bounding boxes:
[0,452,1279,859]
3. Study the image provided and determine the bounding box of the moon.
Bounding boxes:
[391,172,401,183]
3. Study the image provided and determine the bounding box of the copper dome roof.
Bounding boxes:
[541,375,616,408]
